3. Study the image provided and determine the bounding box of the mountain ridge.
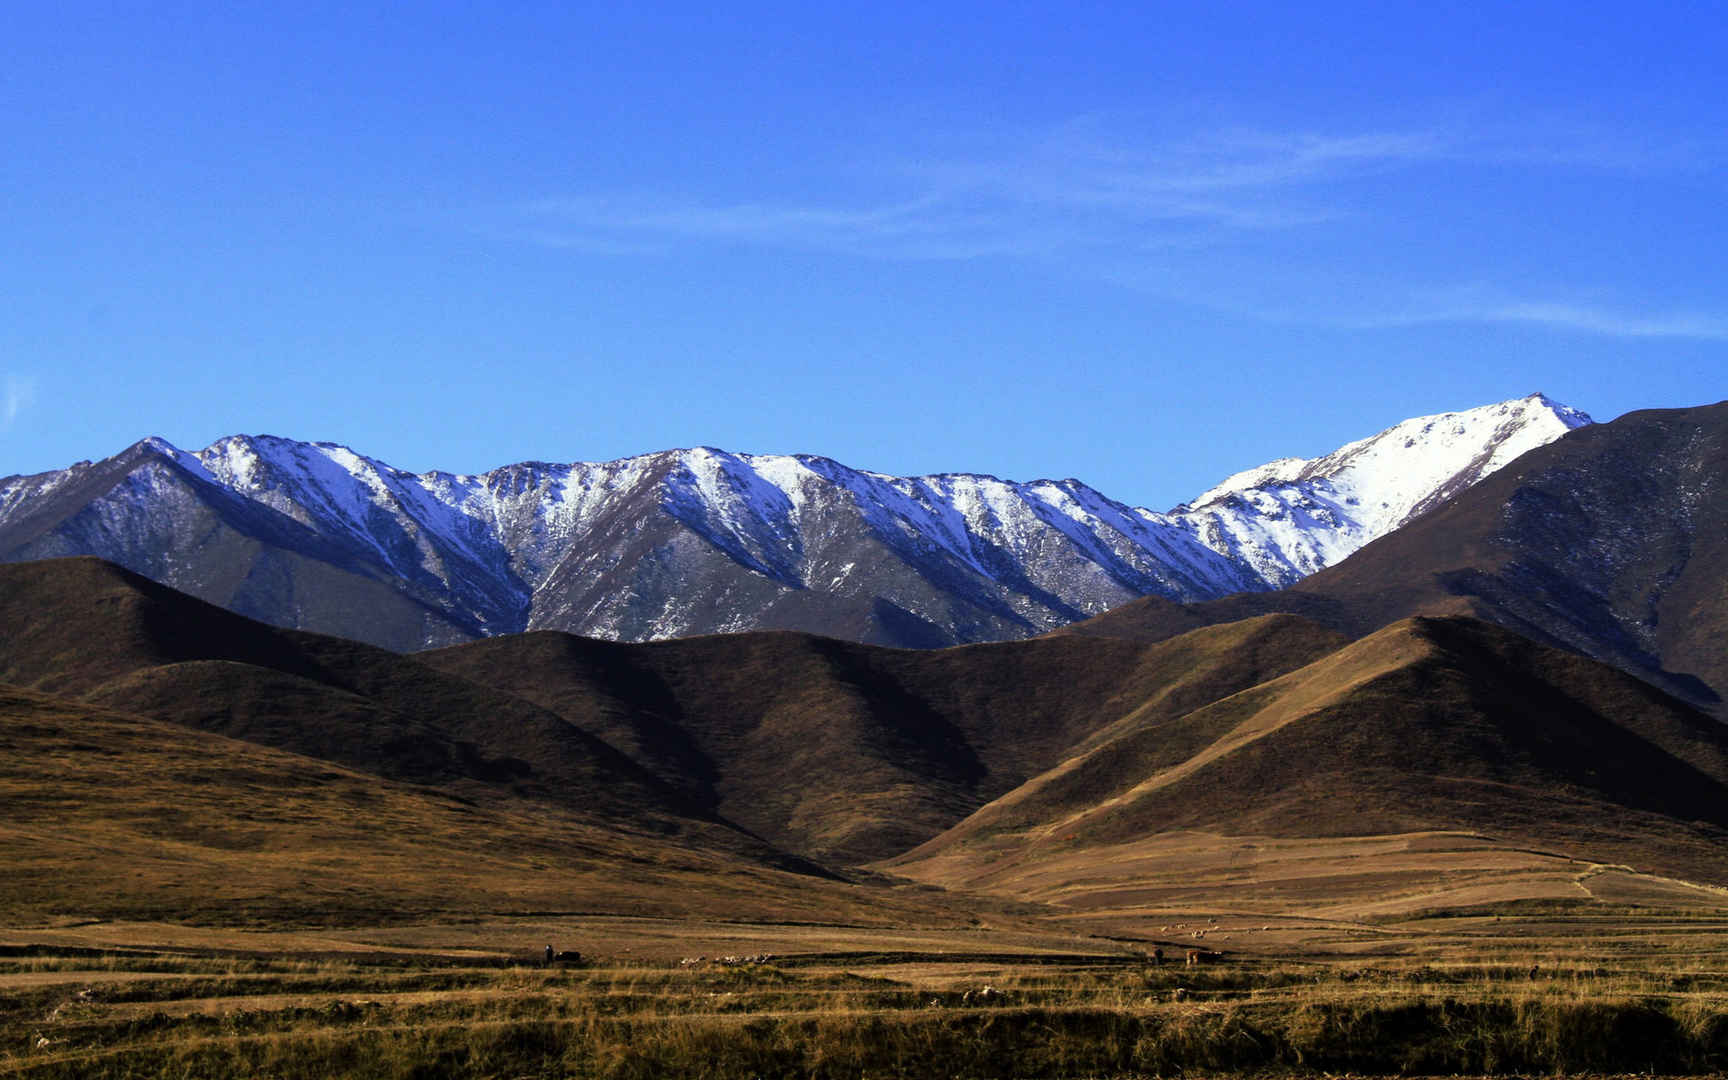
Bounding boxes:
[891,614,1728,894]
[0,393,1587,649]
[1061,400,1728,714]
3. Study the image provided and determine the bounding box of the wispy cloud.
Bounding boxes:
[3,375,36,430]
[1106,270,1728,343]
[512,126,1443,262]
[520,193,1028,260]
[498,116,1723,339]
[1377,299,1728,341]
[510,119,1689,260]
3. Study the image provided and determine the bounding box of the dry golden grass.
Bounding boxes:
[0,684,1013,932]
[894,617,1728,902]
[888,826,1728,956]
[8,929,1728,1078]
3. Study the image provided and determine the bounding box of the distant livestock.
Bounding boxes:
[678,954,774,967]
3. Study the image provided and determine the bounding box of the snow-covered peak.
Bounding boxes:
[0,393,1593,649]
[1171,393,1592,586]
[1188,393,1588,518]
[1527,391,1593,429]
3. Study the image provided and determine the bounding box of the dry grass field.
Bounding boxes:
[12,834,1728,1080]
[8,908,1728,1079]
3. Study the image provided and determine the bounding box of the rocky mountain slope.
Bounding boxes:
[1064,400,1728,715]
[0,394,1586,649]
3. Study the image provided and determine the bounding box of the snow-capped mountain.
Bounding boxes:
[0,394,1589,650]
[1173,393,1593,586]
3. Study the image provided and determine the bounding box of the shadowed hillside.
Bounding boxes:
[1062,402,1728,714]
[0,557,819,872]
[0,557,1349,872]
[0,681,989,927]
[420,614,1349,864]
[894,616,1728,892]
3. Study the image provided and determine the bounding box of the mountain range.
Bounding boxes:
[6,395,1728,930]
[0,393,1587,650]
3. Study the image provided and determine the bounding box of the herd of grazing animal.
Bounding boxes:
[676,954,776,967]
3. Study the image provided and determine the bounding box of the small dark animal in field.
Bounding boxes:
[544,945,554,966]
[1529,963,1540,979]
[1150,947,1164,966]
[553,950,583,965]
[1173,987,1188,1002]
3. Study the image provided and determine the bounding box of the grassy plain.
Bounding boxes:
[8,901,1728,1079]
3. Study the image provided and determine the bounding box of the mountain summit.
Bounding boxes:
[1177,392,1591,586]
[0,394,1587,649]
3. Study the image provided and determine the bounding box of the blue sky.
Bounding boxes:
[3,2,1723,508]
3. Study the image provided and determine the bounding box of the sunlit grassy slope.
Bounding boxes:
[891,616,1728,902]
